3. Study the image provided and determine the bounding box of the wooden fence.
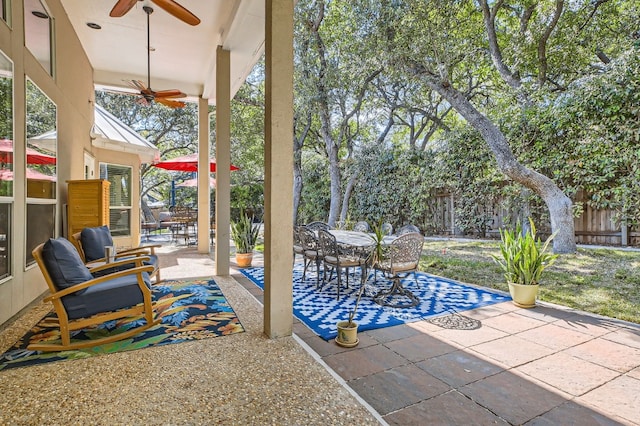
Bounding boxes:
[428,191,638,247]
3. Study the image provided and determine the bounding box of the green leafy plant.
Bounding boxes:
[492,218,558,285]
[231,212,261,254]
[368,220,386,266]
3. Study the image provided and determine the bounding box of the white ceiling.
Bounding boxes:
[58,0,266,104]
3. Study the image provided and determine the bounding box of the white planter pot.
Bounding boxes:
[508,282,539,308]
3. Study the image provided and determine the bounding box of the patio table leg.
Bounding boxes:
[373,277,420,308]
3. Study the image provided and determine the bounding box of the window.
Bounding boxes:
[25,78,56,266]
[100,163,132,236]
[0,49,12,279]
[24,0,54,76]
[1,0,11,26]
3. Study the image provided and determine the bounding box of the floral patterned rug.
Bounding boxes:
[0,278,244,371]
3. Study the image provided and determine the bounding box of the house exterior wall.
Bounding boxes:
[0,0,143,327]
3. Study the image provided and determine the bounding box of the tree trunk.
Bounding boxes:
[430,81,576,253]
[340,171,360,223]
[326,142,342,227]
[293,157,303,225]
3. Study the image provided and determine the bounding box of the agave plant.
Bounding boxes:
[231,212,261,254]
[492,218,558,285]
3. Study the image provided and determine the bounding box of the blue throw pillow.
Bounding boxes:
[80,225,114,262]
[41,237,93,292]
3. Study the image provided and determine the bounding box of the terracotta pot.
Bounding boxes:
[336,320,359,347]
[235,252,253,268]
[508,282,539,308]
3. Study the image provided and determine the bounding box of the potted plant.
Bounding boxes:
[492,218,558,308]
[336,282,365,347]
[231,211,261,268]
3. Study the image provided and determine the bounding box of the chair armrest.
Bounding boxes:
[88,256,151,274]
[118,244,161,255]
[44,264,155,301]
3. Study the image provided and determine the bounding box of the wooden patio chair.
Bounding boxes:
[29,237,159,352]
[70,225,161,282]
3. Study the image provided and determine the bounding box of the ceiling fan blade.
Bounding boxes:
[154,89,186,98]
[100,87,141,97]
[128,80,147,92]
[156,97,186,108]
[109,0,139,17]
[151,0,201,26]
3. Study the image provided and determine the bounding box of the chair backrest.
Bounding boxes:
[381,222,393,236]
[293,225,303,246]
[70,231,86,262]
[78,225,114,262]
[353,221,370,233]
[305,221,330,231]
[172,206,196,221]
[397,224,420,235]
[388,232,424,268]
[317,229,339,258]
[34,238,94,293]
[299,226,319,251]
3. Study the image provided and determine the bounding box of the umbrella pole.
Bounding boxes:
[170,180,176,207]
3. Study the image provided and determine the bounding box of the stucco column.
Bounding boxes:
[214,46,231,275]
[197,96,211,253]
[264,0,294,338]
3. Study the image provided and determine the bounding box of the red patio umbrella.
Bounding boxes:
[0,168,56,181]
[152,153,238,172]
[0,139,57,165]
[177,177,216,188]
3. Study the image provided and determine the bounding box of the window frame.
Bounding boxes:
[0,48,13,281]
[100,162,133,237]
[24,77,56,268]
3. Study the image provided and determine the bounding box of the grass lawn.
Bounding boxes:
[420,239,640,325]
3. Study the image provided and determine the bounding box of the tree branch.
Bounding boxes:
[538,0,564,86]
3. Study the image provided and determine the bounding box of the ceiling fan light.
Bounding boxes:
[32,11,49,19]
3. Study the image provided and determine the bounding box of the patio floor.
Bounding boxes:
[1,238,639,425]
[240,249,640,425]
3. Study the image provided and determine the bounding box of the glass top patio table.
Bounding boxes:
[328,230,377,247]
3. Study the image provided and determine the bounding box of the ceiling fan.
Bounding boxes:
[124,6,187,108]
[110,0,201,26]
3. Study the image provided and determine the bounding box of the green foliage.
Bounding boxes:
[423,240,640,324]
[0,75,12,140]
[297,152,331,224]
[492,218,558,285]
[367,220,386,266]
[230,211,261,254]
[231,182,264,219]
[26,80,56,139]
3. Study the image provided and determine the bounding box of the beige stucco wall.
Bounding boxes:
[0,1,143,326]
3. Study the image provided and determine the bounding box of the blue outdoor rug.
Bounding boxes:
[240,264,511,340]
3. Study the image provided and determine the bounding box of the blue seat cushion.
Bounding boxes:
[41,238,93,293]
[81,225,114,262]
[62,272,152,320]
